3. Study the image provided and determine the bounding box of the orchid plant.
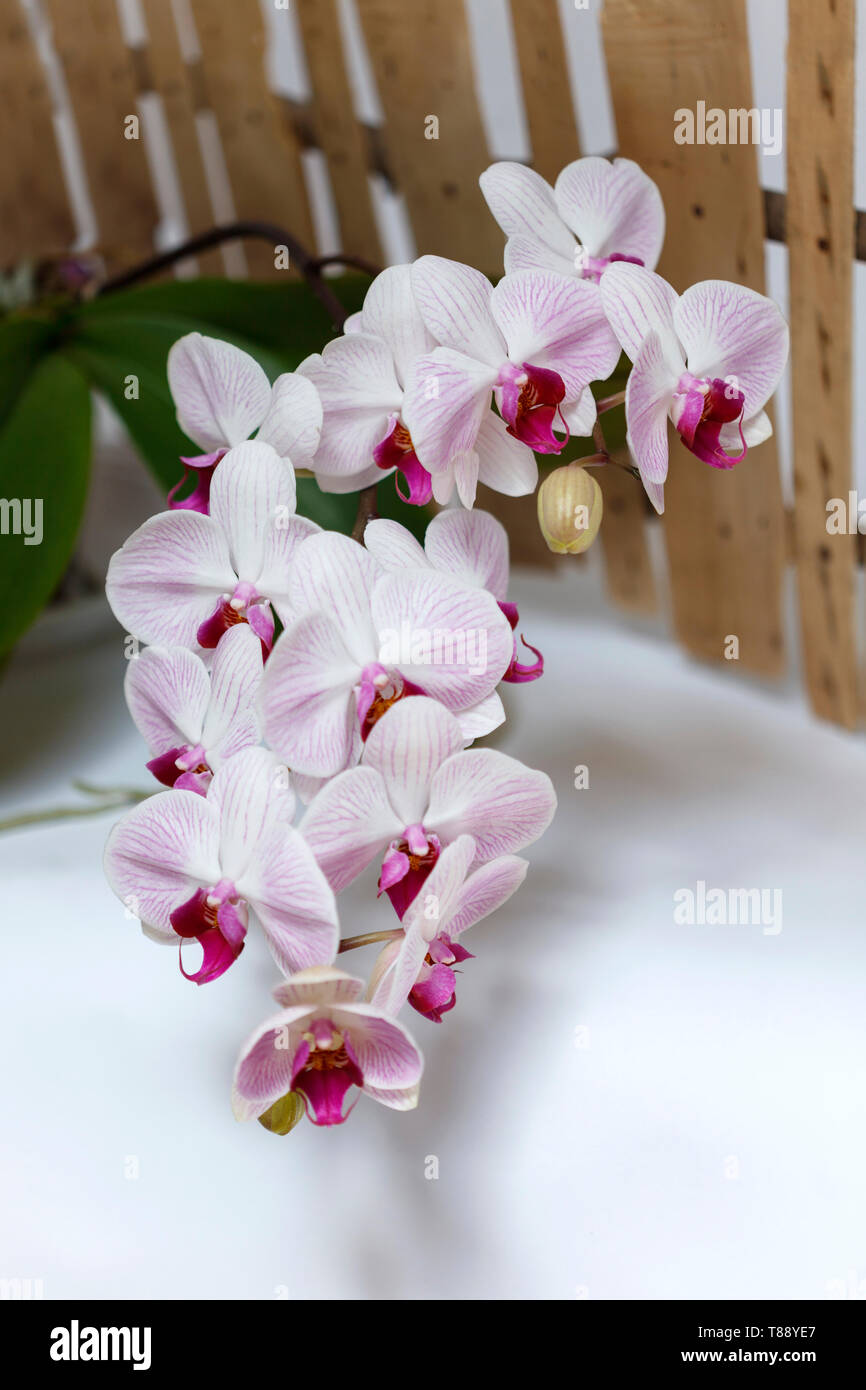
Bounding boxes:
[100,155,789,1133]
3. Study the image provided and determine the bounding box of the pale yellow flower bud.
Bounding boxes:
[537,464,603,555]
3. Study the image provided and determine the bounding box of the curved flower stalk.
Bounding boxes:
[364,508,544,682]
[480,156,664,282]
[125,625,263,793]
[166,333,322,512]
[299,696,556,913]
[599,263,789,513]
[104,747,338,982]
[106,441,318,653]
[257,531,514,778]
[368,835,528,1021]
[95,149,790,1136]
[233,966,423,1128]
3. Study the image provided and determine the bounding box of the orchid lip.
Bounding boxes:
[171,879,248,985]
[672,372,748,470]
[495,360,569,454]
[289,1018,364,1126]
[197,583,274,656]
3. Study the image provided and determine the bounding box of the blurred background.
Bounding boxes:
[1,0,866,1300]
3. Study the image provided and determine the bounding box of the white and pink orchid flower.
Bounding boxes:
[166,332,322,512]
[599,263,789,513]
[365,508,543,683]
[368,835,527,1022]
[106,441,318,655]
[402,257,621,506]
[125,625,263,794]
[297,264,438,503]
[479,156,664,283]
[104,747,338,984]
[300,695,556,916]
[232,966,423,1127]
[258,531,513,778]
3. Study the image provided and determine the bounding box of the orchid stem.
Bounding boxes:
[352,483,380,544]
[596,389,626,414]
[0,788,150,834]
[338,928,403,953]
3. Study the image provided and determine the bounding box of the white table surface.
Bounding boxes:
[2,569,865,1301]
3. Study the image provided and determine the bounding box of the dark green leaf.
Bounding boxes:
[0,314,60,433]
[0,354,91,657]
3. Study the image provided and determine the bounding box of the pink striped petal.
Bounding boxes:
[200,625,263,765]
[599,262,682,366]
[124,645,210,755]
[446,854,528,937]
[104,790,220,933]
[363,518,429,572]
[259,611,360,778]
[426,748,556,860]
[673,280,789,419]
[232,1005,315,1121]
[239,822,339,974]
[288,532,379,666]
[371,569,513,710]
[410,256,504,365]
[299,335,402,478]
[424,508,509,599]
[106,511,233,648]
[491,270,620,401]
[456,691,506,740]
[479,162,576,261]
[402,348,497,475]
[474,412,538,496]
[554,157,665,268]
[299,766,403,891]
[356,264,436,383]
[273,967,365,1010]
[624,330,678,484]
[208,747,294,883]
[503,233,578,278]
[168,333,271,451]
[256,371,323,470]
[208,441,297,588]
[362,696,466,825]
[332,1003,424,1092]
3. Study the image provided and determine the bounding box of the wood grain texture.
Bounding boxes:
[508,0,580,182]
[787,0,857,726]
[356,0,503,273]
[0,0,75,265]
[602,0,786,677]
[296,0,383,265]
[188,0,313,278]
[138,0,222,274]
[44,0,158,262]
[597,459,658,615]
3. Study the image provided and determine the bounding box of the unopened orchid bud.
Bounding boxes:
[537,463,603,554]
[257,1089,306,1136]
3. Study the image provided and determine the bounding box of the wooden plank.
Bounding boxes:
[597,458,658,615]
[188,0,314,279]
[356,0,503,274]
[295,0,383,265]
[0,0,75,266]
[786,0,857,726]
[507,0,580,183]
[43,0,158,263]
[137,0,222,275]
[601,0,786,677]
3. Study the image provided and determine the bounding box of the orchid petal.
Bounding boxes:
[232,1005,315,1121]
[333,1003,424,1091]
[410,255,504,364]
[424,508,509,599]
[106,511,233,648]
[479,161,576,260]
[208,440,297,588]
[299,766,403,891]
[207,746,294,884]
[561,388,598,436]
[474,412,538,496]
[446,854,528,936]
[256,371,323,470]
[167,332,271,451]
[624,330,677,483]
[298,335,402,478]
[426,749,556,860]
[104,790,220,933]
[362,696,466,825]
[259,611,360,778]
[356,264,436,384]
[554,156,665,268]
[273,967,365,1010]
[503,233,578,278]
[124,645,209,755]
[363,518,429,573]
[371,569,513,709]
[598,261,682,366]
[491,270,620,399]
[240,822,339,974]
[455,690,505,740]
[200,624,263,764]
[288,531,379,666]
[673,280,790,418]
[402,348,497,474]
